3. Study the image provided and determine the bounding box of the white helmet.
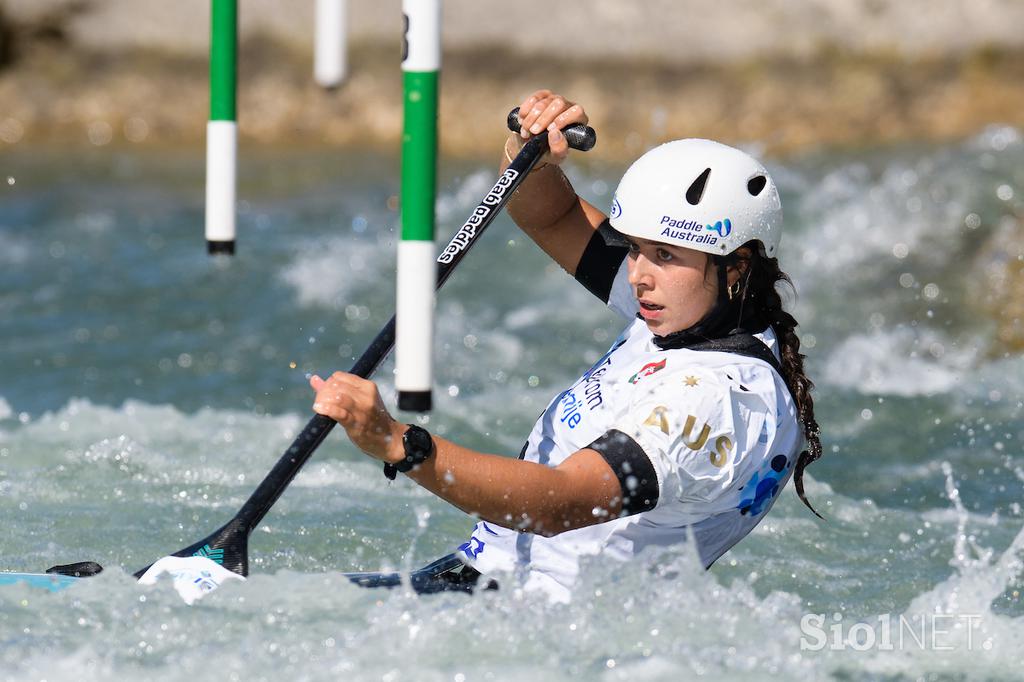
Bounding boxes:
[608,139,783,257]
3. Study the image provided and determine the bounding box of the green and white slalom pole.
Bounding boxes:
[395,0,440,412]
[205,0,237,255]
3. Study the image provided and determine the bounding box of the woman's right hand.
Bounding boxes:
[507,89,589,166]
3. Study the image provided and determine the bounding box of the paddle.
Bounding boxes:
[45,110,595,581]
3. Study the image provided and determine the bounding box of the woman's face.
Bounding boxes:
[626,238,719,336]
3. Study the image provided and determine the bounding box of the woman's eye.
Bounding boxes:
[627,242,640,254]
[656,248,673,262]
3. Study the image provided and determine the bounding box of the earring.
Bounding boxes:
[727,280,741,301]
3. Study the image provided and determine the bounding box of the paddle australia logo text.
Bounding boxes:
[658,215,732,245]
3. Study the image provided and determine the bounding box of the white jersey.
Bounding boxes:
[457,253,804,602]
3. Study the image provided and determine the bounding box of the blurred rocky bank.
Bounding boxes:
[2,0,1024,159]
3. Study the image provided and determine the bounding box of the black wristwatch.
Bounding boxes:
[383,424,435,480]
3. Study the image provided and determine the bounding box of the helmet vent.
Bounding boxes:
[747,175,767,196]
[686,168,711,205]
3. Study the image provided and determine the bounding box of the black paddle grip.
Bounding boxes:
[506,107,596,152]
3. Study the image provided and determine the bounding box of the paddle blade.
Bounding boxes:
[133,517,249,580]
[46,561,104,577]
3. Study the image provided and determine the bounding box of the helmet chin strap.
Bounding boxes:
[731,268,754,334]
[649,260,745,351]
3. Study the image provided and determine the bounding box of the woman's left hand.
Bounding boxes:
[309,372,403,463]
[507,89,589,167]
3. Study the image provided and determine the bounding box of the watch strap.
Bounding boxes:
[383,424,434,480]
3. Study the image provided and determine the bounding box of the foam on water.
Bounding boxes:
[4,477,1024,682]
[787,125,1022,281]
[4,407,1024,680]
[0,502,831,681]
[820,326,977,396]
[825,464,1024,679]
[280,236,395,309]
[1,398,302,467]
[434,168,497,223]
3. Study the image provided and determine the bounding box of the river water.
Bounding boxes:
[2,128,1024,680]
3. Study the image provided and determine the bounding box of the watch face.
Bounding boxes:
[404,425,433,458]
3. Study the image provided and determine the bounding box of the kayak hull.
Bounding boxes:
[0,572,80,592]
[0,554,493,594]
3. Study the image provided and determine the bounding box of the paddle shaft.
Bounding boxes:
[132,117,596,577]
[232,132,554,531]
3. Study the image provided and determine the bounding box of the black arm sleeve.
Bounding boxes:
[573,220,629,304]
[587,429,659,516]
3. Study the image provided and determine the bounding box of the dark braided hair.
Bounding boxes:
[714,241,824,518]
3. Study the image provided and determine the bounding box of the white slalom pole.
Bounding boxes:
[205,121,236,254]
[205,0,237,255]
[314,0,347,89]
[395,0,440,412]
[396,240,435,410]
